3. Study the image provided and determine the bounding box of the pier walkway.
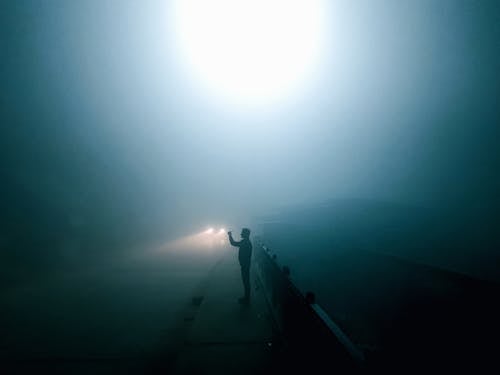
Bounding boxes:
[0,243,277,374]
[171,248,275,374]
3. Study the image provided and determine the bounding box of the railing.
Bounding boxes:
[252,237,364,372]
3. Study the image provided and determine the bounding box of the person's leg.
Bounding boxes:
[240,263,250,300]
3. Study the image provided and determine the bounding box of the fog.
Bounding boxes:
[1,0,499,281]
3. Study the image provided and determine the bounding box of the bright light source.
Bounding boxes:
[157,228,229,254]
[173,0,326,107]
[218,228,226,234]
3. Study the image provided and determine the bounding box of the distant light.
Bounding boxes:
[158,228,229,253]
[173,0,326,107]
[218,228,226,234]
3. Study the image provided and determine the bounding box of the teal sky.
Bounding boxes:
[1,1,499,262]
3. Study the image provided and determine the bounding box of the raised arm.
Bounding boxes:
[228,232,241,247]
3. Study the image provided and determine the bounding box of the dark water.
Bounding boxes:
[256,200,500,371]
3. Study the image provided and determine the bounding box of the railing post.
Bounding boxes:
[283,266,290,277]
[305,291,315,304]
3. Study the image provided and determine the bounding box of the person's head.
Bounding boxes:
[241,228,251,239]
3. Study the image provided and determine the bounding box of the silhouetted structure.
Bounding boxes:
[252,239,362,373]
[228,228,252,304]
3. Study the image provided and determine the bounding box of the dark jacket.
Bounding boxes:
[229,236,252,266]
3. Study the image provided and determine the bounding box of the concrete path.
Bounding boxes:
[0,242,276,374]
[172,248,275,375]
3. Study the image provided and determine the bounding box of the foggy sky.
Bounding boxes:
[1,1,499,271]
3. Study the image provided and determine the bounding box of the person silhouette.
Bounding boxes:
[228,228,252,304]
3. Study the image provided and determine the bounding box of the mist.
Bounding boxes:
[2,1,500,373]
[2,0,498,281]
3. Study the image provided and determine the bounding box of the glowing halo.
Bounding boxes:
[172,0,327,107]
